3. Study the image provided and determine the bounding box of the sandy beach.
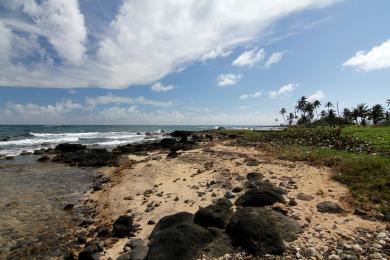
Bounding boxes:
[70,138,388,259]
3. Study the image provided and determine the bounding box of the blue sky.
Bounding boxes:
[0,0,389,125]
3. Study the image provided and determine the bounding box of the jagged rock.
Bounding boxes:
[194,204,232,229]
[226,207,284,256]
[316,201,345,214]
[113,215,134,238]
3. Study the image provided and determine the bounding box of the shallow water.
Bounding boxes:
[0,156,96,259]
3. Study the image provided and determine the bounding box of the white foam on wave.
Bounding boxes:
[0,137,79,146]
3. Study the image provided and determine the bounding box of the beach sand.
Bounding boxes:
[79,141,386,259]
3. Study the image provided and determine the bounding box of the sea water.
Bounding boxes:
[0,125,278,156]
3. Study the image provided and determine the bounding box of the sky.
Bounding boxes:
[0,0,389,125]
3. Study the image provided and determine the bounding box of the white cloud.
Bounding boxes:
[307,90,325,102]
[216,73,243,87]
[8,0,87,65]
[5,100,82,117]
[151,82,175,92]
[200,47,231,62]
[268,83,298,98]
[232,48,265,67]
[264,51,285,69]
[0,0,339,88]
[240,91,261,100]
[85,94,173,109]
[343,39,390,71]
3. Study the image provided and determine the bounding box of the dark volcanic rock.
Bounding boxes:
[170,131,193,142]
[127,239,148,260]
[226,207,284,256]
[97,226,110,237]
[224,191,235,199]
[203,228,234,258]
[231,186,243,193]
[55,143,86,153]
[194,204,232,229]
[257,208,303,242]
[235,188,286,207]
[37,156,50,162]
[316,201,345,214]
[212,198,233,208]
[246,172,264,181]
[53,148,119,167]
[113,215,134,238]
[78,245,98,260]
[149,212,194,240]
[33,149,45,155]
[146,222,213,260]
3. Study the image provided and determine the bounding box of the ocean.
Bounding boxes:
[0,125,277,156]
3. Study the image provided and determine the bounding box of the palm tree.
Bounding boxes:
[313,100,321,119]
[352,108,359,124]
[320,110,327,119]
[279,108,287,125]
[304,102,315,121]
[371,104,385,125]
[387,99,390,107]
[343,108,351,121]
[325,101,333,114]
[355,103,370,125]
[295,96,308,117]
[288,113,294,125]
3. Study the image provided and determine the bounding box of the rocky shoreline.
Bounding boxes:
[2,131,389,259]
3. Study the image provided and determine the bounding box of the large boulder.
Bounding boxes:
[235,188,286,207]
[255,208,303,242]
[146,212,213,260]
[112,215,134,238]
[202,228,234,258]
[149,212,193,240]
[55,143,86,153]
[212,198,233,208]
[194,204,232,229]
[226,207,284,256]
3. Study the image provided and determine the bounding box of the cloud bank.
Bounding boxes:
[0,0,338,89]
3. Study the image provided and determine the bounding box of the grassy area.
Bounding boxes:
[209,126,390,214]
[342,125,390,155]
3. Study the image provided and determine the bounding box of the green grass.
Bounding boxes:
[341,125,390,155]
[208,126,390,213]
[271,145,390,211]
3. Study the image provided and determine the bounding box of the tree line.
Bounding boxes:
[278,98,390,126]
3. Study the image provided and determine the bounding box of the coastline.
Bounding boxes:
[1,130,389,259]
